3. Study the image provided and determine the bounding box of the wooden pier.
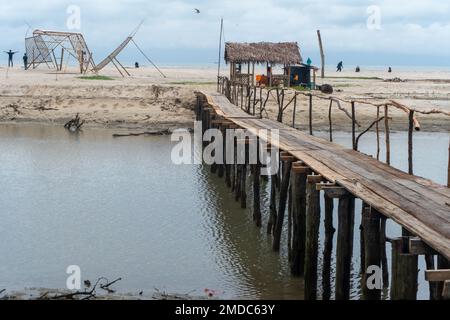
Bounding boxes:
[196,91,450,300]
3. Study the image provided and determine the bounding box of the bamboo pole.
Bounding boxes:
[317,30,325,79]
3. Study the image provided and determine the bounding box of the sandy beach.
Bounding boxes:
[0,65,449,133]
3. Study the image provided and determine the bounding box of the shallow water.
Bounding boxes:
[0,124,448,299]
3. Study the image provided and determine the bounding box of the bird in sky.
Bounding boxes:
[194,8,200,14]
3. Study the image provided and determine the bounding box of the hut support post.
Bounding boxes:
[391,238,418,300]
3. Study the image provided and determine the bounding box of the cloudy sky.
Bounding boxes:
[1,0,450,67]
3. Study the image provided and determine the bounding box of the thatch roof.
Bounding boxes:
[225,42,302,65]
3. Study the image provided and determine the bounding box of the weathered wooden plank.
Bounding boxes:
[198,91,450,261]
[425,270,450,282]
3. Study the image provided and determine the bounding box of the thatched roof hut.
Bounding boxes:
[225,42,302,65]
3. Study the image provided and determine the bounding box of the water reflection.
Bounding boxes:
[0,124,447,300]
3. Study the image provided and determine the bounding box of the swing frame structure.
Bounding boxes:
[25,30,95,73]
[24,23,166,78]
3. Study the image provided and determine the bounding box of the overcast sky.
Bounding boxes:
[1,0,450,66]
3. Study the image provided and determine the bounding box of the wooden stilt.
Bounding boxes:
[380,216,389,288]
[267,173,278,235]
[304,175,322,300]
[331,188,355,300]
[391,238,418,300]
[436,256,450,300]
[290,163,308,276]
[322,192,335,300]
[376,106,380,160]
[362,206,382,300]
[252,157,261,226]
[273,154,294,251]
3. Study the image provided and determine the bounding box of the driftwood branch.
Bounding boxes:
[355,116,386,150]
[64,113,84,132]
[39,277,122,300]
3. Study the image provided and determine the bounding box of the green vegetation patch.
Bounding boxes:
[78,75,115,81]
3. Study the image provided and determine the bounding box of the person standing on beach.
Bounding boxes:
[336,61,343,72]
[5,50,18,67]
[23,53,28,70]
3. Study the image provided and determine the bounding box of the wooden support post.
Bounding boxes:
[391,238,418,300]
[273,154,294,251]
[252,140,261,227]
[267,172,278,235]
[292,94,297,128]
[362,206,382,300]
[380,216,389,288]
[376,106,381,160]
[328,99,333,142]
[304,175,322,300]
[290,163,308,276]
[329,188,355,300]
[384,105,391,165]
[322,192,335,300]
[309,94,313,136]
[436,256,450,300]
[408,110,414,175]
[359,202,369,276]
[448,141,450,188]
[351,101,357,151]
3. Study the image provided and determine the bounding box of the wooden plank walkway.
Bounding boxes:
[201,91,450,260]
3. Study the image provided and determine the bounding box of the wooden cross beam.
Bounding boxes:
[425,270,450,282]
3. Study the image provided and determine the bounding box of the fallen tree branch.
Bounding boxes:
[112,130,170,138]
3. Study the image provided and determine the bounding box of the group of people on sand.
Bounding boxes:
[336,61,392,73]
[4,50,28,69]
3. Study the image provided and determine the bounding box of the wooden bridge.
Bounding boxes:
[196,91,450,300]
